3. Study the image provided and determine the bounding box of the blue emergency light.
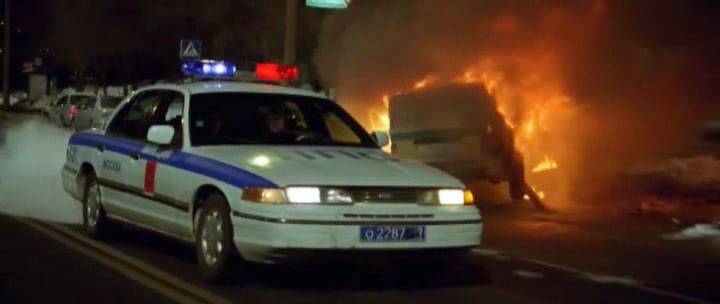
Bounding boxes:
[181,60,237,78]
[181,59,299,83]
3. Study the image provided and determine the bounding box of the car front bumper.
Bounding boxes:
[231,211,482,263]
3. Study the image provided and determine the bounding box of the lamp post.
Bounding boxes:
[283,0,299,65]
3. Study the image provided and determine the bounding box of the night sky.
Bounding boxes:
[5,0,324,88]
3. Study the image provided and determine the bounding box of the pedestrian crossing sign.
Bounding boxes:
[179,40,202,59]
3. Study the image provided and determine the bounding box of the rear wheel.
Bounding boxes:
[82,173,112,238]
[195,193,240,282]
[508,152,526,201]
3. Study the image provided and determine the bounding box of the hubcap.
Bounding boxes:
[86,181,100,228]
[200,210,224,266]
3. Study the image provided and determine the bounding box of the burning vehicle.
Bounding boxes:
[389,84,526,201]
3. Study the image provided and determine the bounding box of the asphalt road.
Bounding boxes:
[0,113,716,304]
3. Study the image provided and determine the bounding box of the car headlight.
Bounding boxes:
[285,187,321,203]
[242,187,353,204]
[241,188,287,204]
[421,189,474,205]
[438,189,465,205]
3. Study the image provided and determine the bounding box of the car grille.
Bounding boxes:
[340,187,435,203]
[343,213,434,219]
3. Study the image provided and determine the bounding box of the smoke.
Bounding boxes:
[314,0,720,206]
[0,116,81,223]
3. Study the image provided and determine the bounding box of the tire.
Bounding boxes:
[195,193,240,283]
[82,172,112,238]
[509,178,525,201]
[508,152,526,201]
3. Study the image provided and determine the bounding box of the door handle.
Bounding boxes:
[129,151,141,160]
[96,144,105,152]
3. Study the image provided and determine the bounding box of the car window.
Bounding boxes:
[188,93,376,147]
[73,96,97,109]
[163,92,185,147]
[165,95,184,121]
[323,111,362,144]
[107,91,165,141]
[56,96,68,106]
[101,97,122,108]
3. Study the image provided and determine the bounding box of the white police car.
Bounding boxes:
[61,61,482,281]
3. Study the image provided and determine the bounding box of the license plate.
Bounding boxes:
[360,225,426,242]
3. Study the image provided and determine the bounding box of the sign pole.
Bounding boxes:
[284,0,298,65]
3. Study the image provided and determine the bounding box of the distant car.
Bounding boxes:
[73,95,123,131]
[1,91,27,108]
[48,93,97,128]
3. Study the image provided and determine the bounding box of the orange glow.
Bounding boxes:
[365,53,576,206]
[413,76,434,90]
[532,155,559,173]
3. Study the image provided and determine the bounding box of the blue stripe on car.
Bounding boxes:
[69,132,277,188]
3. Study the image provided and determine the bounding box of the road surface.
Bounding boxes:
[0,114,716,303]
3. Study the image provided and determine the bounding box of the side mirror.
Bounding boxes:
[147,125,175,145]
[371,131,390,148]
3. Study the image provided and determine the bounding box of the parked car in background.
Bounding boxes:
[73,95,123,130]
[48,93,97,128]
[1,91,28,109]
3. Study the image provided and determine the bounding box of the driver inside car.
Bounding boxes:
[262,108,298,144]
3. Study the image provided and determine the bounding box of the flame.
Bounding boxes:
[532,155,559,173]
[413,76,434,90]
[361,40,577,207]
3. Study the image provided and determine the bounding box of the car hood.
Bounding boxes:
[188,145,464,188]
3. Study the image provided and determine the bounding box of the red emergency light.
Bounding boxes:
[255,63,299,82]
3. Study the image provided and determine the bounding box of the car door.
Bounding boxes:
[103,89,185,234]
[98,92,150,219]
[50,96,68,125]
[141,90,190,237]
[74,96,96,130]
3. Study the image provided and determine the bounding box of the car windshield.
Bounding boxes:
[101,96,122,108]
[189,92,378,147]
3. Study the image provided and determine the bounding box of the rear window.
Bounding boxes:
[73,95,96,107]
[101,97,122,108]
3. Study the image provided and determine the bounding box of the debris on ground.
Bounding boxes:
[638,196,720,223]
[625,155,720,198]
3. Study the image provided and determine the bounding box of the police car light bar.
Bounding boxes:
[255,63,299,82]
[181,60,237,78]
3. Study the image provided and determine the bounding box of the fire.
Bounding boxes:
[364,54,576,206]
[532,155,559,173]
[413,76,434,90]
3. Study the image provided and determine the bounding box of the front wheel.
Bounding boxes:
[195,193,240,282]
[82,173,112,238]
